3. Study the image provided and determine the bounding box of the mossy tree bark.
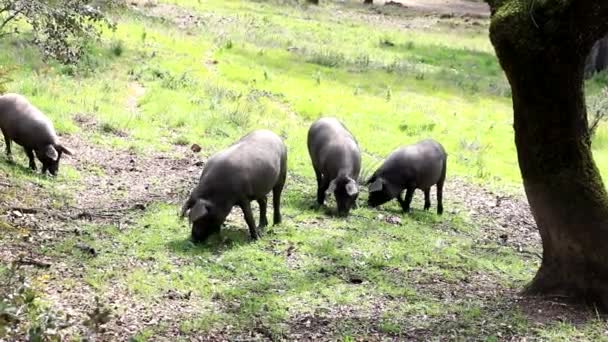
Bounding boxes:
[486,0,608,306]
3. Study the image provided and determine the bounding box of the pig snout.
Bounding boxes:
[191,219,221,243]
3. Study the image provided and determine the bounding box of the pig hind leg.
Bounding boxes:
[423,188,431,210]
[257,196,268,229]
[313,167,327,206]
[239,200,259,240]
[436,158,447,215]
[24,148,36,171]
[1,129,11,159]
[272,163,287,225]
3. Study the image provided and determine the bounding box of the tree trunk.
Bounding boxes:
[364,0,373,4]
[487,0,608,307]
[306,0,319,4]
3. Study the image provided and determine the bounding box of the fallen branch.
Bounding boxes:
[10,207,41,214]
[16,258,51,269]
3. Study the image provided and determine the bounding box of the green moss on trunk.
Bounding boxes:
[486,0,608,308]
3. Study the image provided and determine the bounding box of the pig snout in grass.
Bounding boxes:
[367,139,446,215]
[181,129,287,242]
[0,93,73,176]
[307,117,361,217]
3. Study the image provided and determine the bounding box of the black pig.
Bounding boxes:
[307,117,361,216]
[181,130,287,242]
[0,93,73,175]
[367,139,446,214]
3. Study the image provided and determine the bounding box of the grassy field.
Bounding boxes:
[1,0,608,340]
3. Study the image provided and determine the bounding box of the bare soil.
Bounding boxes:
[388,0,490,18]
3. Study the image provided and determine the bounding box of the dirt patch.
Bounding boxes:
[0,127,208,340]
[2,132,203,231]
[387,0,490,18]
[128,0,211,30]
[445,178,541,256]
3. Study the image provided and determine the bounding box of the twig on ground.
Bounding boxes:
[10,207,41,214]
[16,257,51,269]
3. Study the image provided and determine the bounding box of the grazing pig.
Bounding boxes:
[367,139,446,214]
[181,130,287,242]
[307,117,361,216]
[0,93,73,176]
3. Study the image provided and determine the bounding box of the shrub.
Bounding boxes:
[0,0,121,64]
[588,87,608,138]
[0,65,12,94]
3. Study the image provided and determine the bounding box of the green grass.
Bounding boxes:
[1,0,608,339]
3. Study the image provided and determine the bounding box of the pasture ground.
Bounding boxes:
[1,0,608,340]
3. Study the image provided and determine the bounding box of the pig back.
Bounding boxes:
[0,93,57,148]
[308,117,360,177]
[383,139,445,189]
[199,130,286,200]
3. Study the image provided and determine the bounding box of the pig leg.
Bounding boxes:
[436,182,444,215]
[398,188,415,213]
[436,158,446,215]
[314,169,326,206]
[257,196,268,229]
[423,188,431,211]
[239,200,259,240]
[24,148,37,171]
[273,175,285,225]
[2,129,11,160]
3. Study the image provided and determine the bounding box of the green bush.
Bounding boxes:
[0,66,12,94]
[0,0,122,64]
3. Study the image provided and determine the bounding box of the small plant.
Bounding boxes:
[161,72,198,90]
[0,66,13,94]
[110,40,125,57]
[379,36,395,47]
[460,138,490,179]
[307,50,345,68]
[227,102,251,128]
[314,71,322,85]
[173,136,190,146]
[405,41,415,50]
[1,261,71,340]
[386,86,392,101]
[224,39,234,50]
[354,54,370,68]
[588,87,608,138]
[83,297,112,338]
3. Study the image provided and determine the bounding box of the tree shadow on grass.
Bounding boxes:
[166,224,254,256]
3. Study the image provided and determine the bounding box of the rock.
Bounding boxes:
[190,144,202,153]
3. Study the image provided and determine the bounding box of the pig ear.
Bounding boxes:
[326,179,337,194]
[368,177,383,192]
[43,145,59,161]
[188,200,208,223]
[180,199,194,219]
[57,144,73,156]
[345,180,359,196]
